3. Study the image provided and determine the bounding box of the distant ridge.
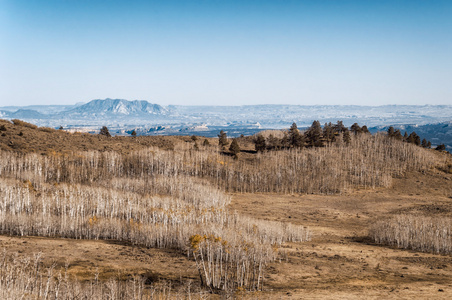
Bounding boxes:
[65,99,168,116]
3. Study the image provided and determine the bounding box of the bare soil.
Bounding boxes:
[2,118,452,298]
[1,169,451,298]
[229,170,452,299]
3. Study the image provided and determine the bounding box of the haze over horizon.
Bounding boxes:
[1,0,451,107]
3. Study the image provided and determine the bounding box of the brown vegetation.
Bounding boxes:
[1,118,452,298]
[371,214,452,255]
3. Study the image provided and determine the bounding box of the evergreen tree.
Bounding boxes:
[421,138,428,148]
[99,126,111,137]
[403,131,409,141]
[229,138,240,157]
[407,132,420,145]
[306,120,323,147]
[343,129,351,145]
[436,144,446,151]
[191,135,198,142]
[394,129,403,140]
[254,134,266,152]
[281,131,290,149]
[387,126,395,137]
[333,121,346,134]
[203,138,210,146]
[267,134,280,150]
[218,130,228,150]
[427,141,431,148]
[414,134,421,146]
[350,123,362,135]
[131,130,137,137]
[323,122,335,143]
[289,122,304,148]
[361,125,369,134]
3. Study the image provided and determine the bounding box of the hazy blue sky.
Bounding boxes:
[1,0,451,106]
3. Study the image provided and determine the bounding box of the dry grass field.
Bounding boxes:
[231,170,452,299]
[1,118,452,299]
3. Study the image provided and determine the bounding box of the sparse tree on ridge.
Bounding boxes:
[267,134,281,150]
[333,121,346,134]
[350,123,362,135]
[229,138,240,158]
[323,122,335,143]
[281,131,290,149]
[393,129,402,140]
[218,130,228,150]
[387,126,395,137]
[343,129,351,145]
[421,138,428,148]
[435,144,446,151]
[306,120,323,147]
[254,134,266,152]
[289,122,304,148]
[99,126,111,137]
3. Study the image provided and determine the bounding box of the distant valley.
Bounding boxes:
[1,98,451,149]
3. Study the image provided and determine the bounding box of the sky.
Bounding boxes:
[0,0,451,107]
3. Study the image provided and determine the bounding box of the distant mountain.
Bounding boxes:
[0,105,75,114]
[64,99,168,117]
[0,100,451,147]
[0,109,47,119]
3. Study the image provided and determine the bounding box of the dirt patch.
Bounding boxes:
[227,170,452,298]
[0,236,199,286]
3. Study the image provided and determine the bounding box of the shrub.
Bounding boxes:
[11,119,38,129]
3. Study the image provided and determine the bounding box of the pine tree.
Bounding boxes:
[254,134,266,152]
[306,120,323,147]
[407,132,420,145]
[343,129,351,145]
[281,131,290,149]
[394,129,403,140]
[289,122,304,148]
[218,130,228,150]
[421,138,428,148]
[361,125,369,134]
[131,130,137,137]
[267,134,280,150]
[403,132,409,141]
[333,121,346,134]
[387,126,395,137]
[229,138,240,157]
[436,144,446,151]
[350,123,362,135]
[323,122,335,143]
[99,126,111,137]
[203,139,210,146]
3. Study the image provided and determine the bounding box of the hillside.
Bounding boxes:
[0,119,185,153]
[371,121,452,151]
[1,119,452,299]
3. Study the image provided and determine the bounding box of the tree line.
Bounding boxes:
[252,121,441,153]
